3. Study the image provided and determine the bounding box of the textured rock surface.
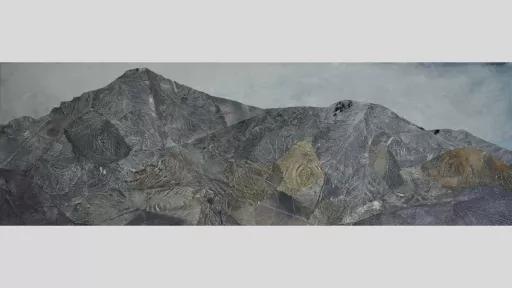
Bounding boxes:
[422,148,512,190]
[1,68,511,225]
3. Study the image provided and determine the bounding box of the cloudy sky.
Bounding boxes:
[1,63,511,149]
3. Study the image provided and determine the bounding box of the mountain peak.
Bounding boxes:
[121,67,155,75]
[116,67,162,82]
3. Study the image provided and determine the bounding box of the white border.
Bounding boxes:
[1,226,511,288]
[2,1,512,287]
[1,0,512,62]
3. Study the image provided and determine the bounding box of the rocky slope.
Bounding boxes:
[1,68,511,225]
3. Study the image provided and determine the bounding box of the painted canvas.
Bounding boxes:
[1,63,511,225]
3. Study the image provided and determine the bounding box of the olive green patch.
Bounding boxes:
[129,151,197,190]
[275,139,324,196]
[372,146,389,177]
[370,144,404,189]
[224,160,273,204]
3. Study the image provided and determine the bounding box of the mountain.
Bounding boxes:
[1,68,511,225]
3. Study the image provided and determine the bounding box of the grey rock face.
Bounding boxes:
[357,187,512,225]
[64,111,132,165]
[1,68,511,225]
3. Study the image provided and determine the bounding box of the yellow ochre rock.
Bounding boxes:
[224,160,273,204]
[275,139,325,208]
[422,147,512,190]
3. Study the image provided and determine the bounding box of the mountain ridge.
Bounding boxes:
[1,68,511,225]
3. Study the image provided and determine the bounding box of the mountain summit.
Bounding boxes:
[1,69,511,225]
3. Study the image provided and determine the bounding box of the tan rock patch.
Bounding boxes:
[422,147,512,190]
[274,139,325,209]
